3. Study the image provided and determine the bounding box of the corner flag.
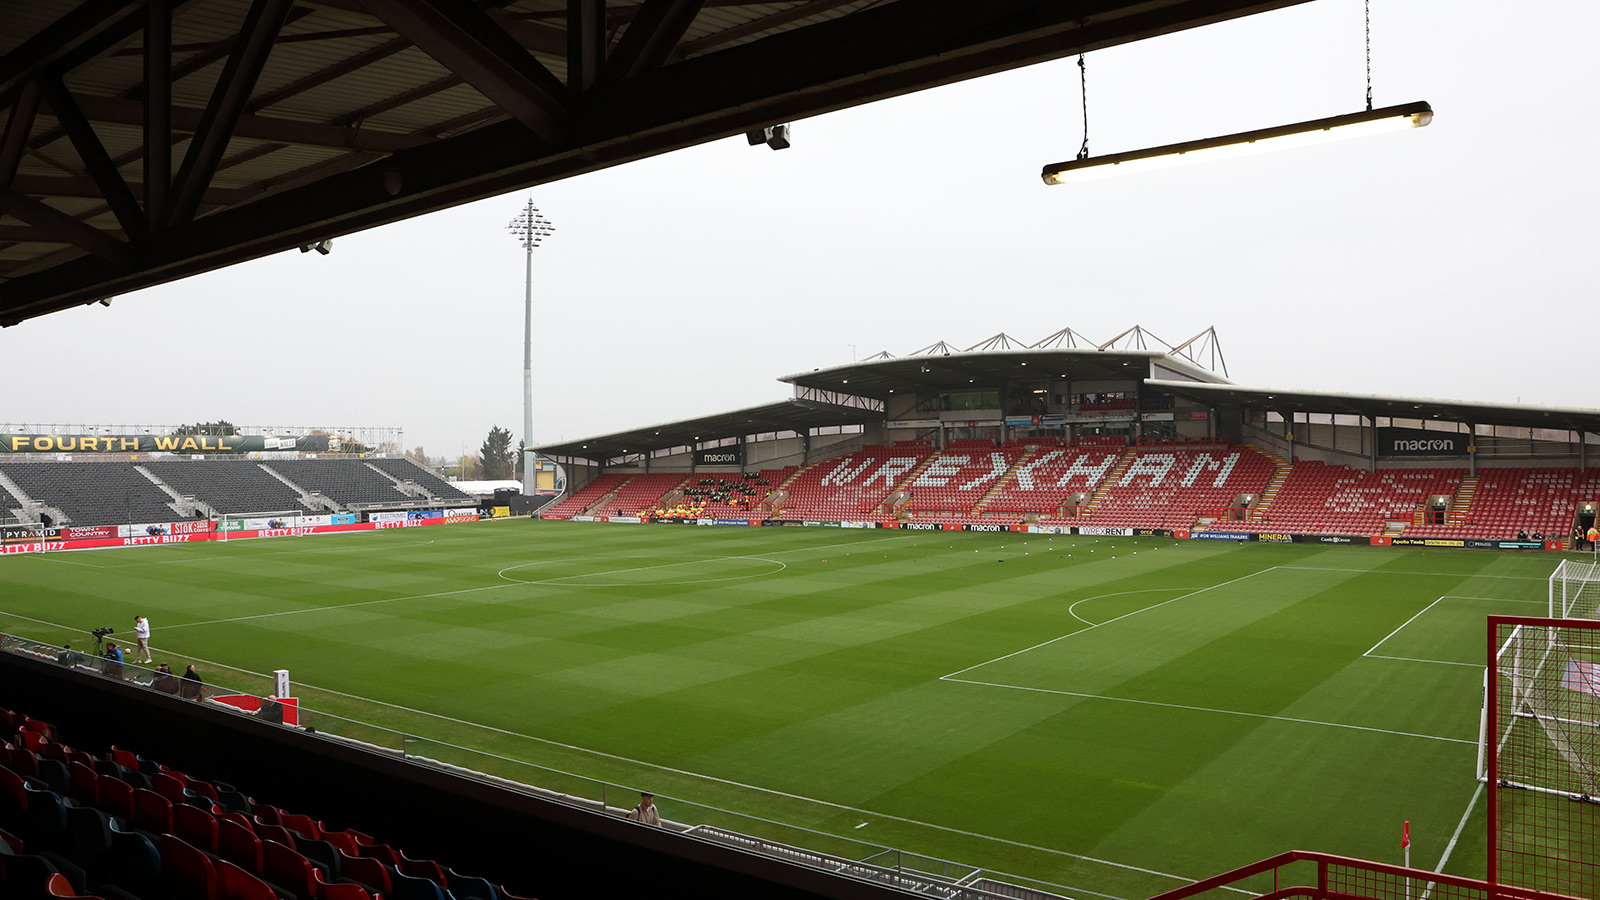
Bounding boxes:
[1402,821,1411,849]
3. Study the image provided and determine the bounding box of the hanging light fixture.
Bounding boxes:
[1042,101,1431,185]
[1043,0,1430,186]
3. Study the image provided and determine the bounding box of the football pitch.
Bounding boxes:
[0,520,1566,898]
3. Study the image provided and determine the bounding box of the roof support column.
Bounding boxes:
[739,435,747,475]
[1367,416,1377,473]
[1467,423,1477,477]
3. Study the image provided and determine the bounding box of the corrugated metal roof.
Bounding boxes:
[1,0,1306,323]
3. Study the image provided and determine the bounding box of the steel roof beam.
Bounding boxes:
[246,36,412,114]
[0,82,40,190]
[37,76,148,243]
[358,0,569,144]
[144,0,171,228]
[74,96,430,152]
[566,0,606,92]
[165,0,294,228]
[673,0,855,60]
[0,0,150,101]
[603,0,703,82]
[0,0,1314,323]
[0,189,128,264]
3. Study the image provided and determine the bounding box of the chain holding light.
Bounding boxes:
[1043,0,1429,186]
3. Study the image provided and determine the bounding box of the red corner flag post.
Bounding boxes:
[1402,820,1411,871]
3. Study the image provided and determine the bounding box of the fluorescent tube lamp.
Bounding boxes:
[1042,101,1432,185]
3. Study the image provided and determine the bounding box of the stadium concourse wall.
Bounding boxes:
[539,514,1566,552]
[0,506,488,553]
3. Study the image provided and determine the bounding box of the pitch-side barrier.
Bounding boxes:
[0,632,1075,900]
[1144,849,1580,900]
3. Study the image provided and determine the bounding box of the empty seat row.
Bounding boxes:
[1,708,533,900]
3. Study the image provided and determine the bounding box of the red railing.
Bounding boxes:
[1146,851,1582,900]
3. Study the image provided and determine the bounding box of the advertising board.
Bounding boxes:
[1376,427,1469,457]
[694,447,743,467]
[1189,531,1253,541]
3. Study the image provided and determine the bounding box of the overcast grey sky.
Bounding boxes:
[4,0,1595,456]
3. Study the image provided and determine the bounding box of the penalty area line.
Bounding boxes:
[1362,594,1548,666]
[943,567,1279,680]
[941,676,1474,746]
[1066,589,1201,627]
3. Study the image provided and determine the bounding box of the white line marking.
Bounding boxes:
[1364,655,1485,669]
[22,554,105,568]
[941,676,1474,745]
[96,534,920,632]
[1432,782,1484,882]
[1363,598,1447,658]
[498,555,787,587]
[162,580,522,630]
[1363,595,1547,667]
[1066,589,1197,627]
[94,642,1221,892]
[1277,566,1549,581]
[943,567,1279,680]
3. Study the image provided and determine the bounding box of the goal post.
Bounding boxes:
[1550,559,1600,619]
[215,510,308,542]
[1484,614,1600,898]
[2,521,50,553]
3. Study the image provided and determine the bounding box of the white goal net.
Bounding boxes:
[1551,559,1600,619]
[1481,616,1600,897]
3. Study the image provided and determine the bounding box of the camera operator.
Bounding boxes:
[102,641,125,679]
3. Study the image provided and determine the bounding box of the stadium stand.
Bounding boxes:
[607,473,688,516]
[903,448,1028,515]
[261,460,415,508]
[653,470,791,519]
[0,704,512,900]
[1085,446,1276,529]
[364,459,475,503]
[0,462,180,526]
[1402,466,1600,540]
[1236,462,1465,536]
[979,445,1124,518]
[140,461,311,516]
[776,445,931,520]
[544,473,627,517]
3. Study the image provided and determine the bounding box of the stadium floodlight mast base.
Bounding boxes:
[508,197,555,496]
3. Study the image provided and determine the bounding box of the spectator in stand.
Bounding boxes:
[56,643,87,667]
[152,663,179,694]
[628,791,661,826]
[181,664,204,699]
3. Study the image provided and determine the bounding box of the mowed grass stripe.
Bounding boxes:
[0,519,1570,897]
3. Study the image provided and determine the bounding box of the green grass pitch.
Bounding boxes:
[0,520,1564,898]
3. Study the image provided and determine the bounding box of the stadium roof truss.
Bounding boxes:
[534,397,880,463]
[782,340,1230,401]
[1145,380,1600,434]
[0,0,1316,325]
[536,336,1600,462]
